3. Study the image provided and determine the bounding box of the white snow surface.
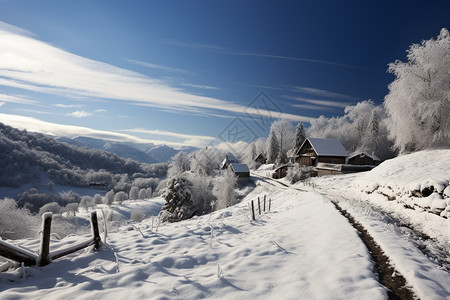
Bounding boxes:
[1,183,386,300]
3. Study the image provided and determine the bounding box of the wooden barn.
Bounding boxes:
[347,152,381,166]
[295,138,348,167]
[272,164,292,179]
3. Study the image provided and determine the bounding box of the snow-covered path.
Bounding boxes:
[1,182,386,300]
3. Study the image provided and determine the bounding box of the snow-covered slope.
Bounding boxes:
[352,149,450,217]
[0,183,389,299]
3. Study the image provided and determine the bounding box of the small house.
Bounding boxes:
[220,153,239,169]
[295,138,348,166]
[229,163,250,179]
[347,152,381,166]
[254,153,266,165]
[272,164,292,179]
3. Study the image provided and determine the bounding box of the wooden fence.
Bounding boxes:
[0,211,101,267]
[248,195,271,221]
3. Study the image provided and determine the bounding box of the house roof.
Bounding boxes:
[230,163,250,173]
[220,153,239,169]
[299,138,348,157]
[348,152,381,161]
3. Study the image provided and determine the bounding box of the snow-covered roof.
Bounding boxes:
[302,138,348,157]
[220,153,239,169]
[348,152,381,161]
[230,163,249,173]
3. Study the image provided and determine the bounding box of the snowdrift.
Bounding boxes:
[352,149,450,217]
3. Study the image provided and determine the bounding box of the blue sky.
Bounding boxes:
[1,0,449,148]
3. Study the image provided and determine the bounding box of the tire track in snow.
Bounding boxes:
[253,174,417,299]
[328,199,417,300]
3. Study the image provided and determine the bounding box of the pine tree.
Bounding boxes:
[265,128,279,164]
[293,122,306,150]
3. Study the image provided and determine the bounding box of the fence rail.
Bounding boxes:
[0,211,101,267]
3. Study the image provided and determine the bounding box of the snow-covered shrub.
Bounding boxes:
[286,164,315,184]
[129,186,139,200]
[79,196,94,212]
[39,202,62,216]
[160,176,195,222]
[93,194,103,205]
[212,169,237,210]
[114,191,128,204]
[130,209,146,222]
[64,203,79,216]
[104,190,114,206]
[0,198,39,240]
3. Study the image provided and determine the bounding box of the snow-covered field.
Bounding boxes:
[1,149,449,299]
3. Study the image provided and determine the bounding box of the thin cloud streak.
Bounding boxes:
[121,128,216,141]
[293,87,359,101]
[164,39,364,70]
[0,94,38,105]
[127,59,192,74]
[0,22,310,123]
[283,95,351,108]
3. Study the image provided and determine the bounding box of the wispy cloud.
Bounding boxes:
[127,59,192,74]
[95,109,107,113]
[0,94,38,105]
[283,95,352,108]
[54,103,84,108]
[67,110,92,118]
[291,103,337,111]
[293,87,359,101]
[181,83,221,90]
[0,102,4,107]
[121,128,216,141]
[163,40,363,70]
[0,113,196,147]
[0,22,310,123]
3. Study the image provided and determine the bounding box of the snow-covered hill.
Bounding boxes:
[1,150,449,299]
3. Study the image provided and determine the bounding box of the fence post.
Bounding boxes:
[258,197,261,215]
[269,198,271,212]
[39,212,52,266]
[250,200,256,221]
[263,195,266,212]
[90,211,102,251]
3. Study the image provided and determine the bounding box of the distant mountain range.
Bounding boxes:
[57,136,197,163]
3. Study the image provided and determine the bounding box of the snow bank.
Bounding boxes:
[353,149,450,217]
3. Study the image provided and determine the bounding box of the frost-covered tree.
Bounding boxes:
[160,176,195,222]
[167,151,190,177]
[190,148,223,176]
[361,110,379,155]
[212,168,237,210]
[242,143,257,169]
[104,190,115,206]
[384,28,450,152]
[39,202,61,216]
[64,202,79,216]
[293,122,306,151]
[0,198,39,239]
[129,186,139,200]
[138,188,148,199]
[79,196,94,212]
[270,119,294,154]
[93,194,103,205]
[265,128,279,164]
[114,191,128,204]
